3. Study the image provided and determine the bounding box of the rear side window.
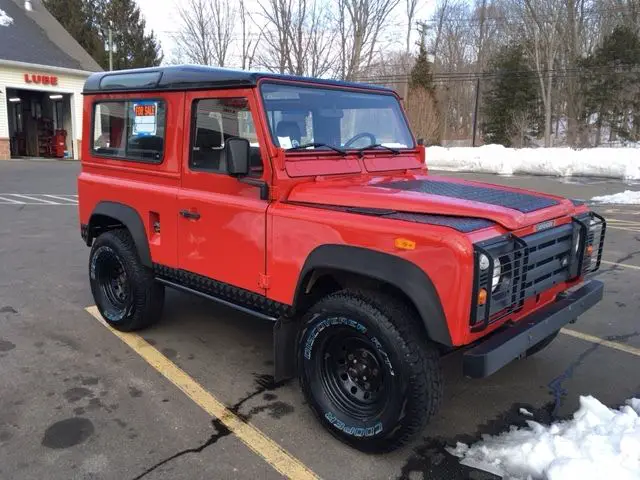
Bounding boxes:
[190,97,261,174]
[92,100,166,163]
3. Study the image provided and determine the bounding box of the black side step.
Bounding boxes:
[156,278,278,322]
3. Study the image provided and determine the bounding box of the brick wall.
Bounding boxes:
[0,138,9,160]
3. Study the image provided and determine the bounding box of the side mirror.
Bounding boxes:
[225,137,250,176]
[417,138,425,146]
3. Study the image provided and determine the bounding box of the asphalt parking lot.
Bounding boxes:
[1,160,639,480]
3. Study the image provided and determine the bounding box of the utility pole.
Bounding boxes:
[472,77,480,147]
[108,28,113,71]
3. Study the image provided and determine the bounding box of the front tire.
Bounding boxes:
[297,290,442,453]
[89,229,164,331]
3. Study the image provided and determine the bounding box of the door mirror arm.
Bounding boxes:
[238,177,270,201]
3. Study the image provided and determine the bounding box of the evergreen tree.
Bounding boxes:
[410,22,435,92]
[43,0,104,66]
[100,0,163,69]
[44,0,162,70]
[581,26,640,144]
[482,44,539,147]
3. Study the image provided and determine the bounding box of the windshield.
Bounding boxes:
[260,82,415,152]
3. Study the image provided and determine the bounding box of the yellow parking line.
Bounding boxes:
[601,260,640,271]
[86,306,319,480]
[560,328,640,357]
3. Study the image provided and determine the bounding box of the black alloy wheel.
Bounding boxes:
[298,289,443,453]
[89,229,164,331]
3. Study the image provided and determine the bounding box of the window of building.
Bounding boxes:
[190,98,262,175]
[92,100,166,163]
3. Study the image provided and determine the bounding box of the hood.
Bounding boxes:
[286,175,576,230]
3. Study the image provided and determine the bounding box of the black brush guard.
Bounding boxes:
[463,212,606,378]
[470,212,606,331]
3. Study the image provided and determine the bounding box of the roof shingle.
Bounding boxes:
[0,0,102,72]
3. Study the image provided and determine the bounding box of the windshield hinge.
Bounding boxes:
[258,273,271,290]
[269,186,281,200]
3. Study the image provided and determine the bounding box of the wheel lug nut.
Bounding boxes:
[348,354,354,360]
[363,376,367,381]
[372,368,378,375]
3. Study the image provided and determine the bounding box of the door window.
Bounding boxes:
[190,98,262,175]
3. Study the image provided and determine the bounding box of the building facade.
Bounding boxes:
[0,0,102,160]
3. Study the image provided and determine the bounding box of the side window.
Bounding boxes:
[190,97,262,175]
[92,100,166,163]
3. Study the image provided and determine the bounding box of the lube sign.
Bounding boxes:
[24,73,59,86]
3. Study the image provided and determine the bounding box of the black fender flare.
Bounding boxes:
[88,202,152,267]
[294,244,452,346]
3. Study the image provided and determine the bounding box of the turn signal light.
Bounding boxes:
[478,288,488,306]
[395,238,416,250]
[586,245,594,255]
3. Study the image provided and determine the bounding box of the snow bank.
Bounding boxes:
[0,9,13,27]
[447,396,640,480]
[427,145,640,180]
[592,190,640,205]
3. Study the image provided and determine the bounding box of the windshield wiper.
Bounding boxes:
[356,144,400,156]
[287,142,346,156]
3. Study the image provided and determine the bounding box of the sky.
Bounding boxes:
[135,0,436,66]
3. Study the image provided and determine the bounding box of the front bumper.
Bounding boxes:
[463,280,604,378]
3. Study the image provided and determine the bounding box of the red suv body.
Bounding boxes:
[79,66,605,452]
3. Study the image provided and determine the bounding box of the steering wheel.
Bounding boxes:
[343,132,376,149]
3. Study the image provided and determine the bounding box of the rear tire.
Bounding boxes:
[89,229,164,331]
[297,289,442,453]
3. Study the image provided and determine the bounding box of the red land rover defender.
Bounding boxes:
[78,66,606,452]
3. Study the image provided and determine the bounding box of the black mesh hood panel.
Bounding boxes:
[379,180,560,214]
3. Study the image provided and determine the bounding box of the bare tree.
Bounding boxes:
[239,0,262,70]
[306,3,338,77]
[175,0,215,65]
[211,0,235,67]
[511,0,565,147]
[511,110,533,147]
[339,0,401,80]
[258,0,294,73]
[174,0,236,67]
[258,0,336,76]
[405,0,420,53]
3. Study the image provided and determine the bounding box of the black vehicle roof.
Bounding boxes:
[83,65,394,94]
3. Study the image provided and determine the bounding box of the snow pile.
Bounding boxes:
[0,9,13,27]
[592,190,640,205]
[448,395,640,480]
[426,145,640,180]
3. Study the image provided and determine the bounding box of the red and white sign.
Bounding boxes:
[24,73,59,86]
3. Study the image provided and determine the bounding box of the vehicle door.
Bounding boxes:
[178,89,270,295]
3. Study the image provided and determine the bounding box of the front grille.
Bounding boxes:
[471,213,606,331]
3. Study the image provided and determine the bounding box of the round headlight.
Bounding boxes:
[479,254,490,271]
[491,257,502,292]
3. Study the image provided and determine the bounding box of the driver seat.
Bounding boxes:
[275,121,301,147]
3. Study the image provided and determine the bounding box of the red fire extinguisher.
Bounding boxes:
[52,129,67,158]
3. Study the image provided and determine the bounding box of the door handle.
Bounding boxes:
[180,209,201,220]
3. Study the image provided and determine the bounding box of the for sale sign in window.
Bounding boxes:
[132,101,158,136]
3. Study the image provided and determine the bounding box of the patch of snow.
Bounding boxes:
[447,395,640,480]
[519,407,534,417]
[591,190,640,205]
[426,145,640,180]
[0,9,13,27]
